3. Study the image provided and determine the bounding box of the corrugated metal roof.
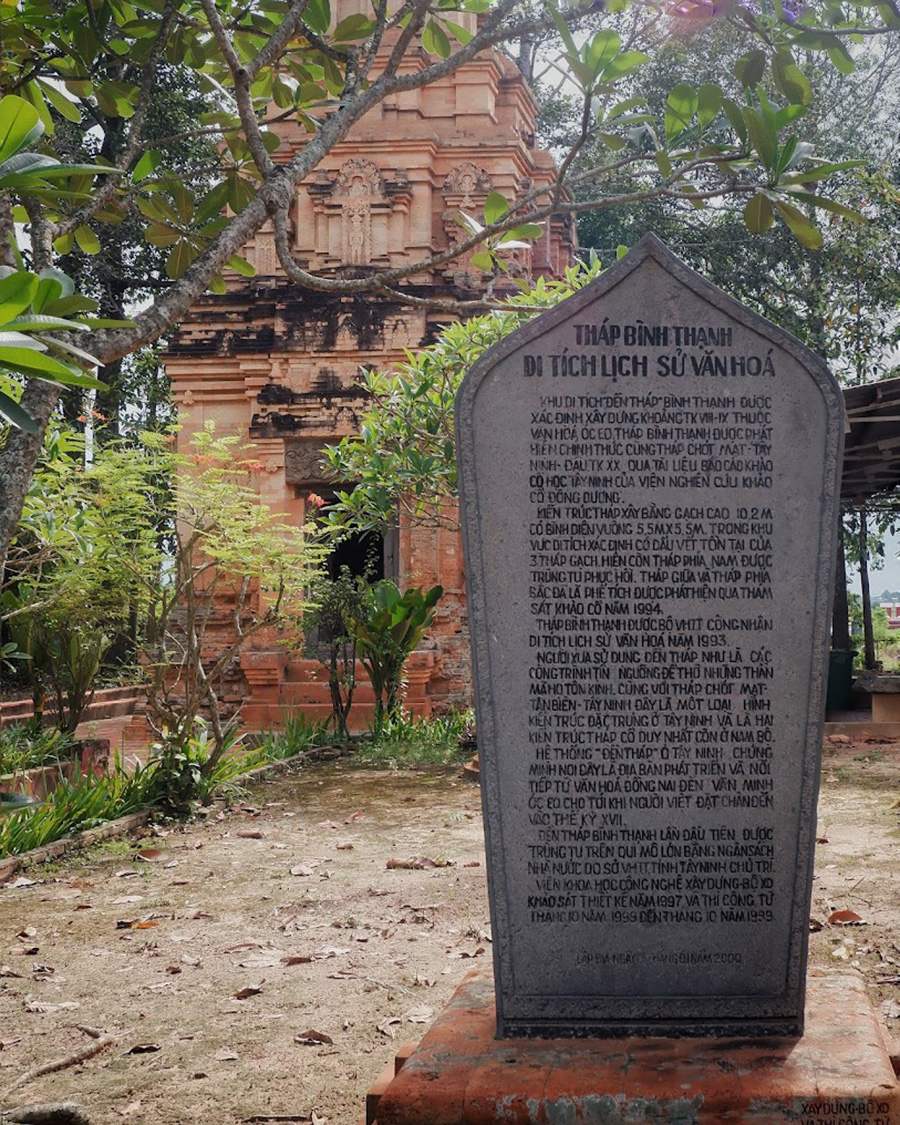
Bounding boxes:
[842,377,900,507]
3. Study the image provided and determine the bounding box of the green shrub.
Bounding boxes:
[0,760,154,857]
[345,581,443,730]
[355,710,474,769]
[0,723,76,776]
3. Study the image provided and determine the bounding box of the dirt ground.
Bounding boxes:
[0,743,897,1125]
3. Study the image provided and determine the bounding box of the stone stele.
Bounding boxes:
[456,234,845,1037]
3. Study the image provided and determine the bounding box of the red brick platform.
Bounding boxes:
[366,970,899,1124]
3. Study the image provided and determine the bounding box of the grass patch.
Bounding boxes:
[256,714,332,762]
[354,710,474,769]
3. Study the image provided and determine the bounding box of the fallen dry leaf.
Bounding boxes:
[116,918,159,931]
[136,848,163,862]
[23,997,79,1013]
[816,836,829,844]
[809,918,824,933]
[238,955,280,969]
[126,1043,161,1054]
[290,865,315,877]
[0,965,22,978]
[335,842,354,851]
[7,877,37,888]
[115,869,139,879]
[237,829,265,840]
[281,953,313,966]
[828,909,867,926]
[344,810,365,824]
[376,1016,401,1039]
[165,964,182,975]
[234,985,263,1000]
[294,1029,333,1046]
[215,1048,239,1062]
[314,946,350,960]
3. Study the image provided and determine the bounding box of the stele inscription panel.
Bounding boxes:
[456,236,844,1037]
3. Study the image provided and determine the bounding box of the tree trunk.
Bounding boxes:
[857,507,877,670]
[0,381,63,576]
[832,523,851,651]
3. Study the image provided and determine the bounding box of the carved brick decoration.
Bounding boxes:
[164,0,574,728]
[283,438,332,485]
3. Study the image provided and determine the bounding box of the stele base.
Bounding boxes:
[364,970,899,1125]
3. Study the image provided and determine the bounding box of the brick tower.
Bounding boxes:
[164,7,573,728]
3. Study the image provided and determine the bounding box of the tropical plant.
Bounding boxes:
[301,568,371,739]
[145,718,253,813]
[345,580,443,730]
[0,0,893,574]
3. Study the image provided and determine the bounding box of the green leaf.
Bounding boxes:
[145,222,182,247]
[697,83,722,129]
[483,191,509,225]
[722,97,748,144]
[602,50,649,81]
[773,200,823,249]
[772,51,812,106]
[787,192,865,222]
[0,345,101,387]
[7,314,89,332]
[132,149,161,182]
[0,271,38,326]
[333,13,375,40]
[780,159,864,184]
[607,96,648,120]
[0,389,38,433]
[827,41,855,75]
[742,106,776,170]
[734,49,766,88]
[227,254,256,277]
[443,19,474,45]
[744,192,774,233]
[0,96,42,162]
[470,249,494,271]
[504,223,544,240]
[166,240,198,279]
[586,29,620,75]
[36,79,81,123]
[137,194,180,224]
[665,83,697,142]
[74,224,100,255]
[304,0,331,34]
[53,232,74,255]
[32,275,63,314]
[422,19,451,57]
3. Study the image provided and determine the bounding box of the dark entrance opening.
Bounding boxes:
[326,527,384,583]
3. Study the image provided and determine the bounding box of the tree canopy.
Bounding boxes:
[0,0,897,568]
